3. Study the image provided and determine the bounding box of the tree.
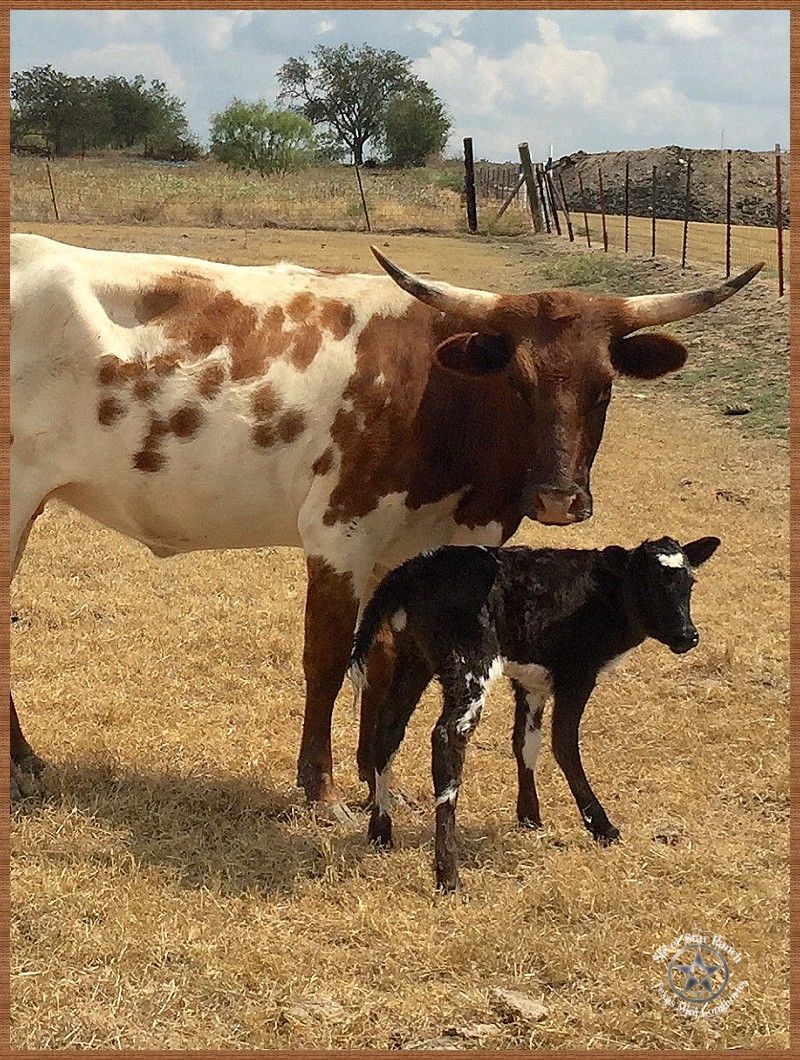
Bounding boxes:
[383,85,450,167]
[11,65,93,156]
[10,66,196,158]
[278,44,416,165]
[210,100,315,176]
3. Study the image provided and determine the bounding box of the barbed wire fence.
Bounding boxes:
[470,142,788,294]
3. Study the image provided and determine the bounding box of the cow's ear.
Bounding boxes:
[434,332,513,376]
[682,536,721,568]
[610,332,688,379]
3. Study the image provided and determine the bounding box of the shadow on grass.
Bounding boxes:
[12,758,372,898]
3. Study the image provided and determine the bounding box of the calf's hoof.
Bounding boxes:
[368,810,393,848]
[593,823,621,846]
[517,815,543,831]
[435,872,460,894]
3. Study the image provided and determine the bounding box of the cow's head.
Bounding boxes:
[372,247,763,526]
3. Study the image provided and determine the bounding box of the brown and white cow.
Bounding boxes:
[10,233,762,814]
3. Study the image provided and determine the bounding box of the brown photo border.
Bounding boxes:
[0,1,794,1055]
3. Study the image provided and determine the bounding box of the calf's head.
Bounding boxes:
[617,535,720,653]
[372,248,762,526]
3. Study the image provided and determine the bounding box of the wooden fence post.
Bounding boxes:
[725,149,732,278]
[597,164,608,252]
[545,170,561,236]
[354,164,371,232]
[536,166,551,233]
[463,137,478,233]
[651,165,657,257]
[578,170,591,248]
[558,172,574,242]
[45,161,60,221]
[775,143,784,297]
[518,142,544,233]
[681,157,691,269]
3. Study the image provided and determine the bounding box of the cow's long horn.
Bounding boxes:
[371,246,499,320]
[619,261,764,333]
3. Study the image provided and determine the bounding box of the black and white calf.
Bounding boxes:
[349,536,719,892]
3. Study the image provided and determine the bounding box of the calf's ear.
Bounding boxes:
[682,536,721,568]
[434,332,513,376]
[610,332,687,379]
[602,544,629,569]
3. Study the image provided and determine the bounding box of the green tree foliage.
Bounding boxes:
[209,100,316,176]
[278,44,418,165]
[383,85,450,167]
[10,65,198,159]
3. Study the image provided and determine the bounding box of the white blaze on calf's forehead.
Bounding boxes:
[656,551,686,568]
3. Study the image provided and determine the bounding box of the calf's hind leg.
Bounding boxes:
[551,674,619,844]
[511,679,547,828]
[368,639,432,847]
[432,653,501,892]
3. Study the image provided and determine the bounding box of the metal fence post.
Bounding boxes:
[463,137,478,233]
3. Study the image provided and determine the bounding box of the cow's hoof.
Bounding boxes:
[15,751,47,778]
[10,759,42,801]
[313,800,360,830]
[517,815,543,831]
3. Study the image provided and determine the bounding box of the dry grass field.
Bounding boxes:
[11,155,489,235]
[10,225,788,1049]
[576,211,788,279]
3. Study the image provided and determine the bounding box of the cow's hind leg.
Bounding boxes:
[10,472,55,795]
[296,555,360,820]
[368,638,432,847]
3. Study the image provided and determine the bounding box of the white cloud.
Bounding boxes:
[315,19,335,35]
[60,42,186,92]
[202,12,253,51]
[415,17,608,120]
[412,11,471,38]
[633,11,720,42]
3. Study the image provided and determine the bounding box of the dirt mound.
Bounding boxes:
[553,146,789,228]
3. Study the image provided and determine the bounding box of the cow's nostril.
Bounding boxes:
[535,491,578,526]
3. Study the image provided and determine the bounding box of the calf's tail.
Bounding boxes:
[347,566,410,693]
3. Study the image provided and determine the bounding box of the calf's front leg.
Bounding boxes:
[551,674,620,844]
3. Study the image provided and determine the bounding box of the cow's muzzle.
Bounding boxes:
[527,486,592,526]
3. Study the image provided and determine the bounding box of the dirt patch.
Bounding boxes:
[11,224,788,1049]
[554,146,789,227]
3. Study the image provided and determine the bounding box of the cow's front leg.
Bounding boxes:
[296,556,360,814]
[551,674,619,844]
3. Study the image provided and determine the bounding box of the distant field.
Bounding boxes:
[10,155,527,237]
[12,155,786,280]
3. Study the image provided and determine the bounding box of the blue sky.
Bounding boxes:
[10,8,790,161]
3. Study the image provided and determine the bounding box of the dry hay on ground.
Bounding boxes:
[10,227,788,1049]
